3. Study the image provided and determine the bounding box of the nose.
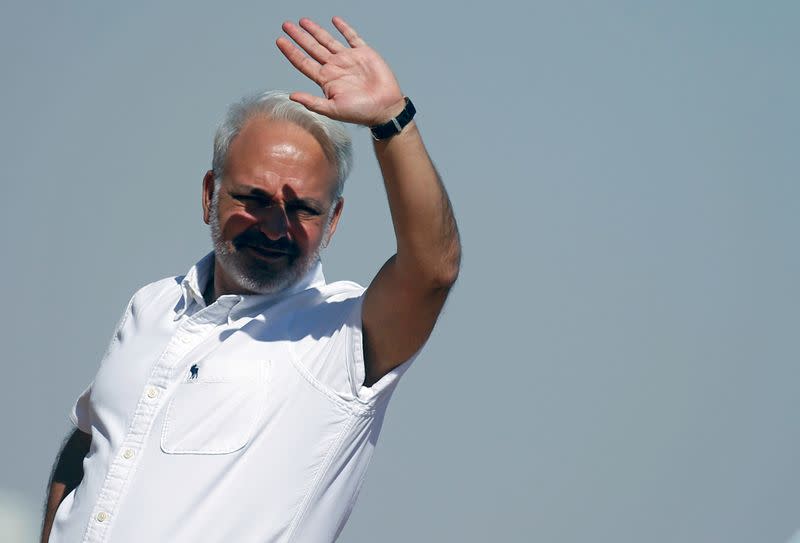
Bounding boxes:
[258,204,289,241]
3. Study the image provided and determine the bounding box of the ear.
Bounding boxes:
[323,197,344,248]
[202,170,215,224]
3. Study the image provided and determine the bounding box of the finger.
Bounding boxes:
[281,21,332,64]
[289,92,336,118]
[298,18,346,54]
[331,16,367,48]
[276,36,322,83]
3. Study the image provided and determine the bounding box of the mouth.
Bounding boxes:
[241,244,293,261]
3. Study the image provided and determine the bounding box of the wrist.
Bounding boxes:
[373,97,408,125]
[370,97,416,141]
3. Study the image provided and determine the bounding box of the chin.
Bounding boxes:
[214,244,317,295]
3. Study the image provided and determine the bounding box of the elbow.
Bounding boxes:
[437,257,461,289]
[431,243,461,290]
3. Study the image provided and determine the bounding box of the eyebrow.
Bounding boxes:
[234,186,326,210]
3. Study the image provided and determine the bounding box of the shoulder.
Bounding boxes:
[316,280,365,303]
[134,275,181,300]
[286,280,364,334]
[137,275,182,296]
[127,275,183,312]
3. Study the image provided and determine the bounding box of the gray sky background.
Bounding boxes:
[1,1,798,542]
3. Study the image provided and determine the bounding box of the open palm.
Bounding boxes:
[276,17,406,126]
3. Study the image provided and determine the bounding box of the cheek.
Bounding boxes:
[287,219,320,247]
[219,210,258,240]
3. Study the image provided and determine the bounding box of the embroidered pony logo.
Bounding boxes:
[189,364,199,380]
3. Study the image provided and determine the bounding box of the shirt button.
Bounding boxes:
[123,449,135,459]
[146,387,159,399]
[96,511,109,522]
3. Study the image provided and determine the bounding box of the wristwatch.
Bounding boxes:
[370,97,416,140]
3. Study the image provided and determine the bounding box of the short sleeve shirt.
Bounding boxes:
[49,253,415,543]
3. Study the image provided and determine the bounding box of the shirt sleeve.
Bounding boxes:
[287,284,422,404]
[69,383,93,433]
[345,293,420,405]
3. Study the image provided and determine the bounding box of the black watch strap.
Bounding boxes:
[370,97,416,140]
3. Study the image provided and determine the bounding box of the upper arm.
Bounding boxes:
[360,254,453,387]
[69,383,93,434]
[42,429,91,542]
[65,428,92,455]
[52,428,91,487]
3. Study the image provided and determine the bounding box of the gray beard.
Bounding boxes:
[208,190,321,295]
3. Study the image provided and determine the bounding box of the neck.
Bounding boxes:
[204,262,259,304]
[202,266,217,305]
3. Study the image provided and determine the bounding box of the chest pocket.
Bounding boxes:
[161,359,268,454]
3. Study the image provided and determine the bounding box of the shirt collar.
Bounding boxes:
[174,252,327,320]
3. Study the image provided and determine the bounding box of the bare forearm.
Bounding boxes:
[374,121,461,287]
[41,429,91,543]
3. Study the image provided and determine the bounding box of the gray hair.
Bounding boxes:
[212,90,353,201]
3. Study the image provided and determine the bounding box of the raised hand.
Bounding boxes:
[276,17,406,127]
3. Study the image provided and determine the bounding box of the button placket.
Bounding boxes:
[83,311,230,542]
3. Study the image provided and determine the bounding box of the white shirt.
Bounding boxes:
[49,253,414,543]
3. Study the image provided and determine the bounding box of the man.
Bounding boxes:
[41,16,459,543]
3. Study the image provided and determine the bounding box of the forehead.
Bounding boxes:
[223,117,337,197]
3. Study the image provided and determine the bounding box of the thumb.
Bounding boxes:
[289,92,337,118]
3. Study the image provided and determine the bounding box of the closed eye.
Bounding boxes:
[287,203,321,217]
[233,195,322,218]
[234,194,269,205]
